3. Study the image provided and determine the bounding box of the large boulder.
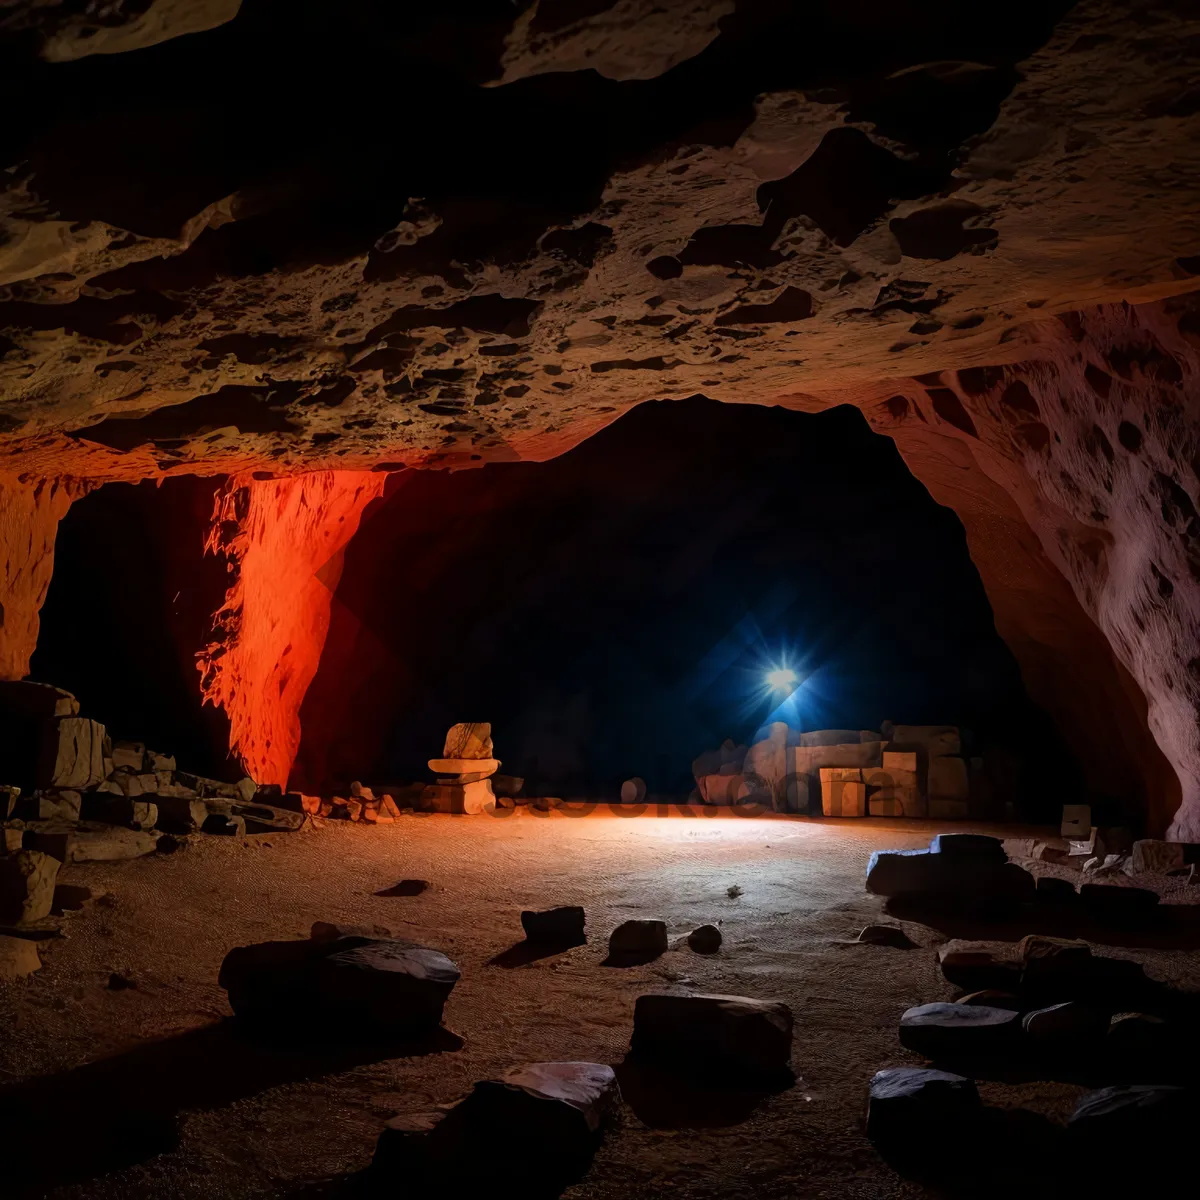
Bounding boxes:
[866,1067,981,1144]
[219,935,460,1035]
[866,848,1034,911]
[371,1062,619,1190]
[899,1002,1021,1057]
[0,849,60,923]
[630,992,793,1079]
[608,919,667,957]
[521,906,585,943]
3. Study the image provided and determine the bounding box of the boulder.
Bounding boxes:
[1018,935,1092,978]
[1022,1001,1109,1043]
[608,919,667,957]
[1130,839,1188,874]
[443,722,493,760]
[899,1002,1021,1057]
[687,923,722,953]
[23,823,159,863]
[220,935,460,1034]
[937,941,1021,991]
[0,849,60,923]
[1079,883,1160,925]
[866,1067,981,1144]
[620,777,647,805]
[38,717,106,789]
[1068,1085,1196,1144]
[371,1063,618,1189]
[24,789,81,822]
[521,906,585,943]
[0,932,41,978]
[631,992,793,1079]
[866,849,1034,911]
[491,774,524,798]
[929,833,1005,860]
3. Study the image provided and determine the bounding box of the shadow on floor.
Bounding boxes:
[601,949,665,968]
[0,1019,462,1196]
[884,896,1200,951]
[486,934,587,968]
[613,1056,793,1129]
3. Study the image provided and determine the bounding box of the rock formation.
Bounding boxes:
[0,3,1196,830]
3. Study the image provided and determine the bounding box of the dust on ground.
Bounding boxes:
[2,808,1197,1199]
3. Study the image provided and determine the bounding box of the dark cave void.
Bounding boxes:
[294,398,1076,815]
[32,475,237,781]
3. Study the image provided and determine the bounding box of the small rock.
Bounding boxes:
[687,924,722,954]
[235,777,257,804]
[491,774,524,798]
[608,919,668,957]
[0,933,40,979]
[631,991,793,1078]
[620,777,647,804]
[1022,1001,1108,1042]
[521,906,585,943]
[376,879,430,897]
[866,1067,981,1144]
[726,884,743,898]
[899,1002,1021,1057]
[350,780,375,801]
[855,924,913,949]
[530,795,562,812]
[0,849,60,924]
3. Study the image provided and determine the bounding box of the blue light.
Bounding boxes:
[765,667,798,690]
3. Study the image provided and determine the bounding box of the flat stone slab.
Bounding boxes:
[899,1002,1021,1057]
[631,992,793,1078]
[866,1067,981,1143]
[427,758,500,778]
[220,935,460,1036]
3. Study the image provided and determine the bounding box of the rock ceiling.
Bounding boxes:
[0,0,1196,480]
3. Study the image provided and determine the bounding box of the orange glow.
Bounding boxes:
[197,471,385,786]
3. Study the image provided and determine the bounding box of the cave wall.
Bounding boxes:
[822,299,1199,838]
[0,473,79,681]
[196,470,385,786]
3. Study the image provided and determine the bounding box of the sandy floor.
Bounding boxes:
[2,807,1198,1199]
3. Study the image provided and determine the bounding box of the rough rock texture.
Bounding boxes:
[196,472,384,785]
[0,3,1198,825]
[0,476,80,679]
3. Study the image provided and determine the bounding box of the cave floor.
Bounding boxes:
[3,808,1199,1199]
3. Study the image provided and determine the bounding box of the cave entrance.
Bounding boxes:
[289,396,1080,824]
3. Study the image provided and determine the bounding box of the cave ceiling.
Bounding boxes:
[0,0,1197,481]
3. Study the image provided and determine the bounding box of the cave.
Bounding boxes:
[1,3,1199,1197]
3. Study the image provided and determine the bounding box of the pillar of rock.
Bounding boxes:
[196,470,386,787]
[0,475,81,681]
